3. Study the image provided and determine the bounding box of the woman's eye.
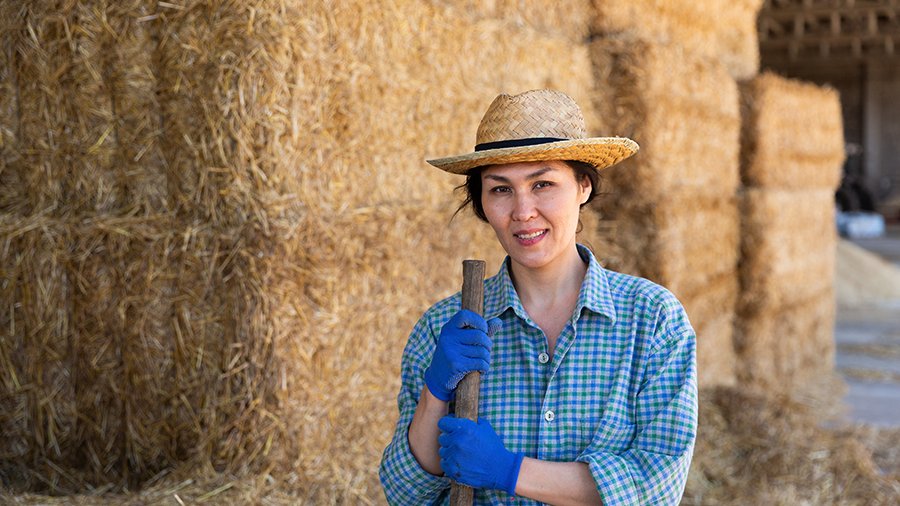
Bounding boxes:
[534,181,553,190]
[489,186,511,193]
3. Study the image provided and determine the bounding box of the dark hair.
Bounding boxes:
[453,160,601,223]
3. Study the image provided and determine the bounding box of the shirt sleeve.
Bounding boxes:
[379,312,452,505]
[576,301,699,506]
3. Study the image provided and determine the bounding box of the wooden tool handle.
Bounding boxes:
[450,259,485,506]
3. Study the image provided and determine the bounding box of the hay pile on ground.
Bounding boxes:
[589,35,741,387]
[836,239,900,307]
[590,0,764,79]
[683,386,899,505]
[0,0,601,501]
[735,72,845,392]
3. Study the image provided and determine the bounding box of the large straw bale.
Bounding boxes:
[1,214,286,492]
[0,223,75,481]
[680,272,738,387]
[593,191,739,388]
[594,190,739,300]
[739,188,837,314]
[740,72,846,190]
[590,0,764,80]
[2,0,299,491]
[2,0,600,499]
[1,1,166,217]
[0,7,23,193]
[588,36,740,389]
[449,0,593,40]
[273,0,598,497]
[734,289,836,392]
[591,36,740,385]
[589,36,740,202]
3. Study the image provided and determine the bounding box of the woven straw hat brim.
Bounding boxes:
[427,137,639,174]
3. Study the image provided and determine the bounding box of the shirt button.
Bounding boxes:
[538,352,550,364]
[544,410,555,422]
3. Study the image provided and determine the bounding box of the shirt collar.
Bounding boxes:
[483,244,618,325]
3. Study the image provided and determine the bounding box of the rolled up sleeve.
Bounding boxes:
[379,315,451,505]
[577,326,698,505]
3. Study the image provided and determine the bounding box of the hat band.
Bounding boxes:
[474,137,567,151]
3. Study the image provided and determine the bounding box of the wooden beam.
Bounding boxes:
[761,52,897,67]
[794,14,805,37]
[760,30,900,46]
[761,32,900,47]
[761,4,900,21]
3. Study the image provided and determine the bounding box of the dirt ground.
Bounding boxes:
[837,224,900,428]
[833,224,900,491]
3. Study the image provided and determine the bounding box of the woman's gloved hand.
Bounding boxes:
[437,416,524,495]
[423,310,500,402]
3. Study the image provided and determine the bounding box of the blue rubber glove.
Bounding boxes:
[424,310,501,401]
[437,416,525,496]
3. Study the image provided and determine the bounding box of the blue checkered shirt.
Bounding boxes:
[380,245,698,505]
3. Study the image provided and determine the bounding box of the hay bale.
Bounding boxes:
[590,35,740,201]
[734,289,836,392]
[588,35,740,388]
[3,0,301,491]
[590,0,764,79]
[734,74,844,395]
[739,188,838,313]
[739,72,846,190]
[452,0,593,39]
[0,221,75,486]
[1,214,285,492]
[272,1,597,499]
[681,272,738,387]
[1,0,600,500]
[595,191,739,298]
[0,1,165,215]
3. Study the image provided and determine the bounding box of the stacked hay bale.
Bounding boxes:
[735,72,845,392]
[0,0,599,500]
[588,0,764,387]
[273,1,602,500]
[262,21,607,493]
[591,0,763,80]
[1,1,298,491]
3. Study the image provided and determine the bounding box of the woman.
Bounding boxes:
[380,90,697,505]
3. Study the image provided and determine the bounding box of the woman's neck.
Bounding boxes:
[509,244,587,313]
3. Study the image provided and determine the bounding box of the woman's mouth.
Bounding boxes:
[514,229,547,245]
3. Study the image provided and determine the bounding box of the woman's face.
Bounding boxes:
[480,160,591,273]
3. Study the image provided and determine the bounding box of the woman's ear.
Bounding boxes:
[579,175,592,205]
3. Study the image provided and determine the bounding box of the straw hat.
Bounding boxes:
[427,89,639,174]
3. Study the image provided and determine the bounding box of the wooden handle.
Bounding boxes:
[450,259,485,506]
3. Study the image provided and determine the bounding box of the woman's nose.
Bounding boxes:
[511,193,537,221]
